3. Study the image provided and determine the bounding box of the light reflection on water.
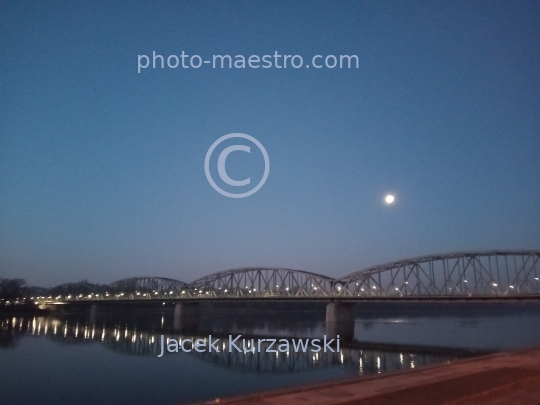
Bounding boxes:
[1,302,540,405]
[0,315,454,374]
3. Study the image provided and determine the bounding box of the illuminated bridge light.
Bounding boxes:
[25,252,540,302]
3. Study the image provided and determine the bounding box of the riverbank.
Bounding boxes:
[195,347,540,405]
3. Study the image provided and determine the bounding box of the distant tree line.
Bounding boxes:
[0,278,28,299]
[0,279,108,300]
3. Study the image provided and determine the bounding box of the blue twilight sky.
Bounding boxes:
[1,1,539,287]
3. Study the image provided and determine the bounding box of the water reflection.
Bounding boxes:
[1,315,457,375]
[2,303,540,405]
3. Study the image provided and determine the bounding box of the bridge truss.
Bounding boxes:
[105,277,189,299]
[187,267,335,298]
[27,250,540,301]
[46,282,101,300]
[336,250,540,298]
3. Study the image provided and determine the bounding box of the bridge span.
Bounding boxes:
[24,250,539,303]
[15,250,538,342]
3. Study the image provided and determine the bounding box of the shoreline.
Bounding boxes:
[191,346,540,405]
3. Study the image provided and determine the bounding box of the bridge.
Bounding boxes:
[14,250,538,341]
[25,250,540,302]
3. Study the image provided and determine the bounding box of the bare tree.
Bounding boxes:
[0,279,27,299]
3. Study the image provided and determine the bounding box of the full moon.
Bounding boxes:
[385,194,395,204]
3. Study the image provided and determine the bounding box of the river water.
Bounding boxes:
[1,302,540,405]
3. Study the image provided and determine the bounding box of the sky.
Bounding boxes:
[1,0,539,287]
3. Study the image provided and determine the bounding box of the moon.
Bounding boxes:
[385,194,395,204]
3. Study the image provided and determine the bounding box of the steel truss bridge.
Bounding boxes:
[26,250,540,302]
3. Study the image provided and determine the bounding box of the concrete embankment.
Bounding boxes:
[193,347,540,405]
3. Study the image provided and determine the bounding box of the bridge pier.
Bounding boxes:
[326,302,355,341]
[89,304,100,323]
[174,302,200,332]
